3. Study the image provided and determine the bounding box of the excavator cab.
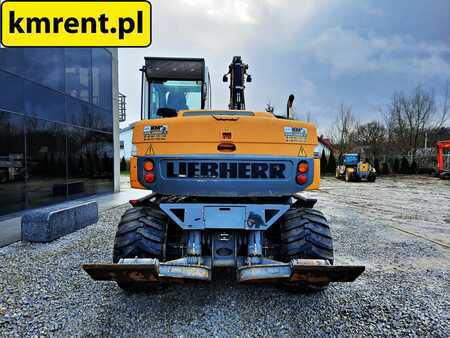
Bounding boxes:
[141,57,211,119]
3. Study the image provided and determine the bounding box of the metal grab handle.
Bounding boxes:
[217,143,236,152]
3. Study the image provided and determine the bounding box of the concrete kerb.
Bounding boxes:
[21,201,98,243]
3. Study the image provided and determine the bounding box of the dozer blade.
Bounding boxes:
[83,262,160,283]
[82,258,211,283]
[238,259,365,284]
[290,259,365,283]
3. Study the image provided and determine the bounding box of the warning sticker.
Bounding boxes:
[144,125,168,140]
[298,145,307,157]
[284,126,308,142]
[145,144,155,155]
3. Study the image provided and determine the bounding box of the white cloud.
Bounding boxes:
[153,0,327,52]
[303,26,450,78]
[180,0,257,24]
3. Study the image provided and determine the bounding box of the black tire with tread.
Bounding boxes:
[113,206,168,290]
[280,207,334,291]
[345,170,352,182]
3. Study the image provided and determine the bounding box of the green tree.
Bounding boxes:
[320,150,327,176]
[393,158,400,173]
[374,158,381,173]
[120,157,128,172]
[400,157,410,174]
[382,162,390,175]
[410,160,418,174]
[327,152,337,173]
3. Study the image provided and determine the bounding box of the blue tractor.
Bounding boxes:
[336,154,376,182]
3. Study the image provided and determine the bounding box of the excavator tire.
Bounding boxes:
[280,207,334,291]
[112,206,168,290]
[345,170,353,182]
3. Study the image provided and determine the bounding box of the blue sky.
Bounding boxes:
[119,0,450,132]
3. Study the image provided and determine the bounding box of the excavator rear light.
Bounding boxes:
[298,161,309,174]
[144,160,154,171]
[144,172,155,183]
[296,175,308,185]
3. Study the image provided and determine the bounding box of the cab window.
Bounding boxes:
[149,80,202,118]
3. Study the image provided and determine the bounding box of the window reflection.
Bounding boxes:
[66,96,93,128]
[25,118,67,209]
[87,131,114,194]
[68,127,93,198]
[67,128,113,199]
[0,48,24,76]
[92,49,112,110]
[65,49,91,102]
[0,70,24,113]
[0,48,114,216]
[0,111,26,215]
[24,81,65,123]
[93,106,113,132]
[23,48,65,92]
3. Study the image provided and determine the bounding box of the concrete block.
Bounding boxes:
[21,201,98,243]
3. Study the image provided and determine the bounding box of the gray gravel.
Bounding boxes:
[0,176,449,337]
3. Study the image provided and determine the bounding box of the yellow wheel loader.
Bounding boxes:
[83,57,364,291]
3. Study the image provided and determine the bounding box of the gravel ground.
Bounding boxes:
[0,176,449,337]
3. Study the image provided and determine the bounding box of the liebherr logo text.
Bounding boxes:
[167,162,287,179]
[1,1,152,47]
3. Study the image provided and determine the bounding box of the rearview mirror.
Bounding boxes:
[157,107,177,118]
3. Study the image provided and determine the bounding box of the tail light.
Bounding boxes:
[144,172,155,183]
[296,175,308,185]
[144,160,154,171]
[143,160,155,183]
[298,161,309,174]
[296,161,309,185]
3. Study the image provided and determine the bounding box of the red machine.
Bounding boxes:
[437,140,450,179]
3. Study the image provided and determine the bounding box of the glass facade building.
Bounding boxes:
[0,48,116,216]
